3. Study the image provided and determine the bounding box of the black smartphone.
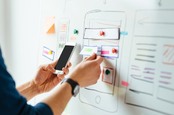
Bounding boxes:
[54,42,76,74]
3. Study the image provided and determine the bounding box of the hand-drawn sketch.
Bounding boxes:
[79,10,126,113]
[126,10,174,115]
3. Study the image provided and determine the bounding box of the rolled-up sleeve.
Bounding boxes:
[0,49,53,115]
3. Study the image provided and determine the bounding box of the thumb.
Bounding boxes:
[85,53,97,61]
[95,56,103,64]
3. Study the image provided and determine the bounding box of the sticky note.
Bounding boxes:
[43,16,55,34]
[80,46,98,56]
[47,23,55,34]
[102,67,113,84]
[121,81,129,87]
[48,50,53,55]
[101,46,119,58]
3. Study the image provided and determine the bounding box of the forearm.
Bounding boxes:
[17,81,39,100]
[41,82,72,115]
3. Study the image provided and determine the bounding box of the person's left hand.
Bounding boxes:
[32,61,71,94]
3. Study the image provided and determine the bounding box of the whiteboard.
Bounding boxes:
[37,0,174,115]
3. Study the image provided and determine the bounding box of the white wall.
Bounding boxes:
[0,0,13,76]
[0,0,5,47]
[1,0,174,115]
[0,0,6,61]
[1,0,41,86]
[38,0,174,115]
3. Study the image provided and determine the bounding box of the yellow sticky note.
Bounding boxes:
[48,50,53,55]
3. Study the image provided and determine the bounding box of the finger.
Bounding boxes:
[85,53,97,61]
[42,60,57,71]
[62,67,69,75]
[95,56,103,64]
[53,77,61,85]
[50,60,58,67]
[46,64,55,73]
[65,62,72,69]
[41,64,48,71]
[57,74,65,81]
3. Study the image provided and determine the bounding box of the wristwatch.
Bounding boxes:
[61,78,80,97]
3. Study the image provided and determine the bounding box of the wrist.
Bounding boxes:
[28,80,42,97]
[69,73,81,87]
[61,78,80,97]
[17,80,40,100]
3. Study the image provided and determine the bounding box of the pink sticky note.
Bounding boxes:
[121,81,129,87]
[101,50,109,54]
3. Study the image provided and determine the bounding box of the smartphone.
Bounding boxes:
[54,42,76,74]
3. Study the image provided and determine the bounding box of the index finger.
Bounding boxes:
[50,60,58,67]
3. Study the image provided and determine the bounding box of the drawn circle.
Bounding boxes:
[95,95,101,104]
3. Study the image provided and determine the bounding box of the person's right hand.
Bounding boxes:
[69,53,103,87]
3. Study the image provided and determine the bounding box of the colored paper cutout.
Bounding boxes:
[102,67,113,84]
[80,46,98,56]
[121,80,129,87]
[47,23,55,34]
[60,24,67,32]
[101,46,119,58]
[101,51,109,54]
[43,16,55,34]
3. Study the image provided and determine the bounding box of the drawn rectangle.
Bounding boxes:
[129,78,154,95]
[163,44,174,65]
[102,67,114,84]
[42,46,55,61]
[101,45,119,58]
[157,86,174,104]
[84,28,120,40]
[134,10,174,37]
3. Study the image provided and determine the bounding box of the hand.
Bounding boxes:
[69,53,103,87]
[40,54,103,115]
[32,61,71,94]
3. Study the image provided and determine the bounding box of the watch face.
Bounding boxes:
[74,85,80,96]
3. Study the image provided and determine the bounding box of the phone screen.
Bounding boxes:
[55,45,74,70]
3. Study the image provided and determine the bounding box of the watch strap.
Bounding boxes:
[61,78,79,96]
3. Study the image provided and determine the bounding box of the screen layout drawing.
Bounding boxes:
[79,10,126,113]
[125,10,174,115]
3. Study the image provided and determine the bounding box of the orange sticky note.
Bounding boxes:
[43,16,55,34]
[47,24,55,34]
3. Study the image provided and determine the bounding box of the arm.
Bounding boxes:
[17,80,38,100]
[0,49,53,115]
[41,53,103,115]
[42,81,72,115]
[17,53,103,115]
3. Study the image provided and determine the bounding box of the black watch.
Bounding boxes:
[61,78,80,97]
